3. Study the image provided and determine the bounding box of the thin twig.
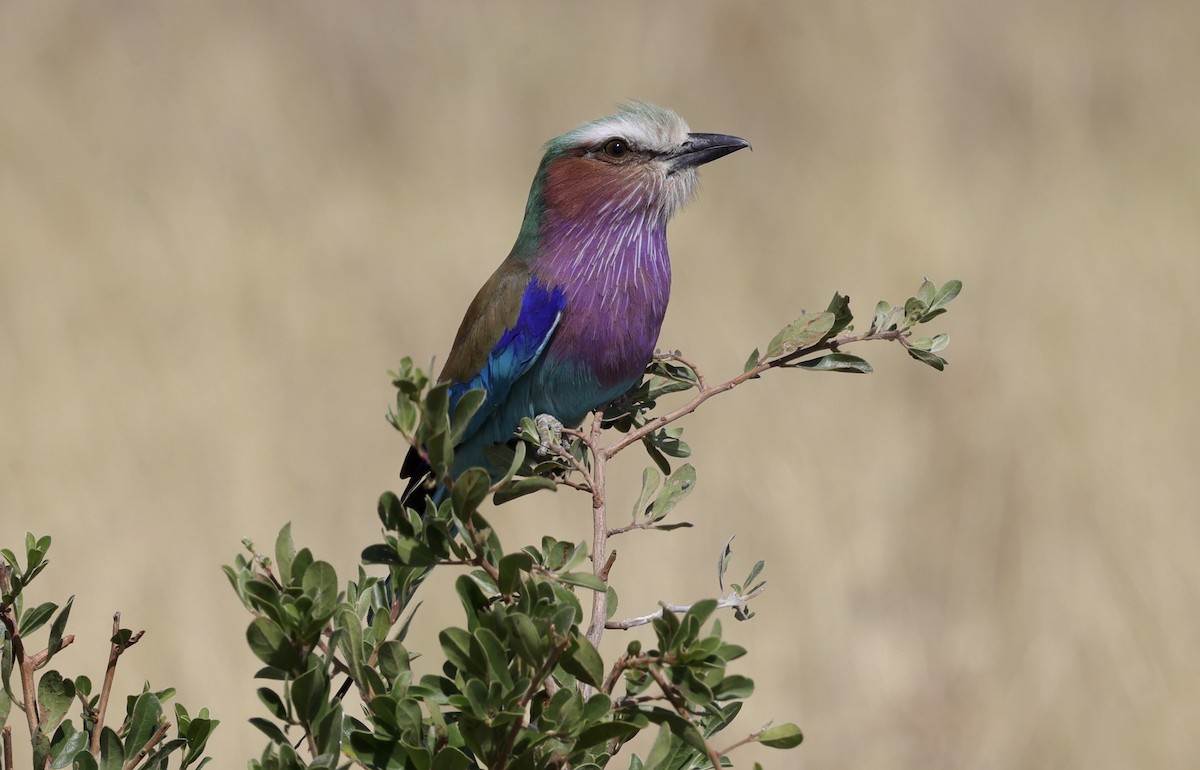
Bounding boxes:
[607,521,650,537]
[250,550,285,592]
[601,653,654,695]
[654,351,709,391]
[462,518,501,582]
[90,613,144,755]
[647,665,723,769]
[605,587,766,631]
[554,477,592,493]
[583,416,609,651]
[717,728,770,757]
[601,329,905,459]
[28,635,75,670]
[3,725,12,770]
[498,638,567,770]
[0,609,37,737]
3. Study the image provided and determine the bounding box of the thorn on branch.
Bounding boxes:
[597,550,617,581]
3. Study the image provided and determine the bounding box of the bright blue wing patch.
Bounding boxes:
[448,277,565,441]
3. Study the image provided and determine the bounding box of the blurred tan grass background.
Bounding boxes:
[3,2,1199,767]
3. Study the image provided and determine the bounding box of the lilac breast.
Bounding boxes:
[534,210,672,390]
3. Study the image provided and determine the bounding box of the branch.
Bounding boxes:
[28,635,75,670]
[605,587,766,631]
[601,328,905,460]
[582,416,610,649]
[647,664,722,769]
[0,607,37,737]
[717,727,770,758]
[90,613,144,755]
[498,638,568,770]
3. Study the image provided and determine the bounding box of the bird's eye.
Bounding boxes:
[602,138,629,158]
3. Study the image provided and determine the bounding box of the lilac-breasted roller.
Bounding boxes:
[402,103,749,503]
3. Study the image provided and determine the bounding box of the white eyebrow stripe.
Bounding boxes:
[559,103,691,155]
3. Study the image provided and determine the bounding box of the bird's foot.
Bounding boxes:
[534,414,565,457]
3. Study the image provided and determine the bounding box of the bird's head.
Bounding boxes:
[529,102,750,230]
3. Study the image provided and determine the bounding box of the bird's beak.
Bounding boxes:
[667,132,752,172]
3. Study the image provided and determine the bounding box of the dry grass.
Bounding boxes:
[2,2,1198,767]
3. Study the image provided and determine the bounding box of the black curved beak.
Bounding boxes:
[667,132,752,172]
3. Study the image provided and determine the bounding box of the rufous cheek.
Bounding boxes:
[544,157,650,220]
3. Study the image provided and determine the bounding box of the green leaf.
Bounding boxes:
[376,640,411,687]
[680,599,718,636]
[275,523,296,586]
[652,522,693,532]
[72,749,99,770]
[47,595,74,659]
[930,333,949,353]
[256,687,287,720]
[718,536,735,593]
[642,438,671,476]
[248,717,288,745]
[574,720,638,751]
[245,617,301,672]
[294,666,329,725]
[300,561,339,622]
[96,727,122,770]
[431,746,472,770]
[37,670,74,733]
[50,722,86,769]
[642,726,673,770]
[907,347,947,371]
[557,572,606,592]
[451,467,491,518]
[743,348,761,373]
[390,391,419,436]
[713,674,755,699]
[507,613,544,666]
[124,692,164,760]
[494,440,527,490]
[360,543,400,564]
[183,715,218,769]
[917,279,936,306]
[646,464,696,523]
[632,467,661,522]
[560,637,604,687]
[758,722,804,748]
[745,560,765,587]
[932,279,962,308]
[794,353,873,373]
[449,388,487,445]
[824,292,853,339]
[438,627,478,676]
[498,552,534,595]
[493,476,556,505]
[871,300,894,332]
[18,601,57,636]
[765,312,835,359]
[474,627,515,690]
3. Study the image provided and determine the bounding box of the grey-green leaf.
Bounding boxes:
[758,722,804,749]
[765,312,835,359]
[794,353,873,373]
[646,464,696,523]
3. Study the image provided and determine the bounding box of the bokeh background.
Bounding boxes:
[3,2,1198,767]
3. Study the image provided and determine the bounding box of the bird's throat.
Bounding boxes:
[535,208,671,391]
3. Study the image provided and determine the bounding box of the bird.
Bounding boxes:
[401,102,750,509]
